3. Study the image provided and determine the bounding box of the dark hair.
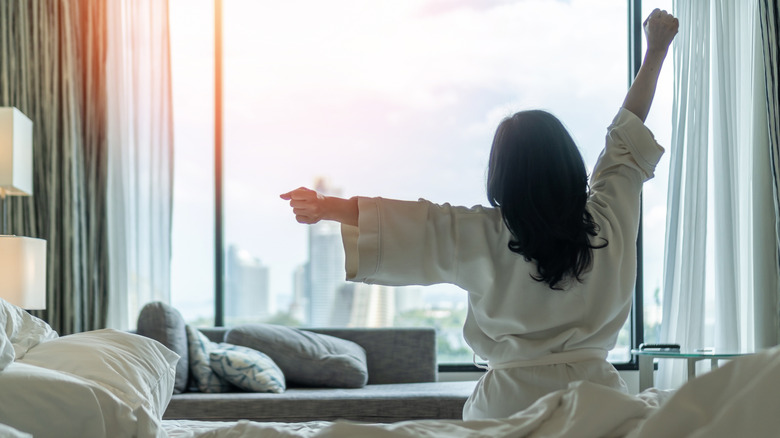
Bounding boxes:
[486,110,606,289]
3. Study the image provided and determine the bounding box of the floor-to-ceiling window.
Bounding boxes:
[639,0,673,346]
[169,0,216,326]
[168,0,670,365]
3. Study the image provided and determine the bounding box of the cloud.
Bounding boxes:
[217,0,626,114]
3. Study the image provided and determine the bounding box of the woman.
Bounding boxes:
[282,9,678,420]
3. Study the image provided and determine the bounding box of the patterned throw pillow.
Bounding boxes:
[185,325,233,393]
[209,345,286,393]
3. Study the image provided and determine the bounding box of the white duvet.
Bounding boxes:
[162,384,668,438]
[164,345,780,438]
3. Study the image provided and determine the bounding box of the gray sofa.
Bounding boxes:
[147,323,476,423]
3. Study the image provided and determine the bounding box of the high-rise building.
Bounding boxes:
[307,219,346,327]
[225,245,271,324]
[331,283,396,328]
[307,178,347,327]
[395,286,426,315]
[290,263,309,325]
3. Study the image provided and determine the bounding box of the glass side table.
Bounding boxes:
[630,349,753,391]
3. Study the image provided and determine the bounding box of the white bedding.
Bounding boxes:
[0,299,177,438]
[3,296,780,438]
[162,345,780,438]
[162,383,669,438]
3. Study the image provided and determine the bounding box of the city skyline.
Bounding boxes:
[215,201,473,360]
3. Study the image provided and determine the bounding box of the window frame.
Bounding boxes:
[209,0,646,371]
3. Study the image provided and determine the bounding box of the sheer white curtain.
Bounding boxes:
[105,0,174,330]
[659,0,778,389]
[659,1,710,384]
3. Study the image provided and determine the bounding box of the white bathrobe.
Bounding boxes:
[341,108,664,420]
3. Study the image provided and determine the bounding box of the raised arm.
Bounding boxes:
[280,187,358,226]
[622,8,678,122]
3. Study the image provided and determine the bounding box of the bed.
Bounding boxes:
[159,351,779,438]
[2,298,779,438]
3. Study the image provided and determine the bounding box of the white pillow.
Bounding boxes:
[209,344,286,393]
[186,325,233,393]
[19,329,179,421]
[0,298,58,370]
[0,362,159,438]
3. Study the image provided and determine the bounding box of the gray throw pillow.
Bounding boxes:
[137,301,189,393]
[225,324,368,388]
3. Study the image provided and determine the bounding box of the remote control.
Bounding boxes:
[639,343,681,351]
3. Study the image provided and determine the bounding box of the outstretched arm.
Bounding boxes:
[280,187,359,226]
[622,8,679,122]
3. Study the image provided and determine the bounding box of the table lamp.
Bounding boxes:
[0,235,46,310]
[0,107,46,310]
[1,107,33,233]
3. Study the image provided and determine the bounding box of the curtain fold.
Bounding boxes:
[105,0,174,330]
[659,0,711,390]
[759,0,780,348]
[660,0,778,389]
[711,0,761,352]
[0,1,108,334]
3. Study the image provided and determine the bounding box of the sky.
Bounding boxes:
[168,0,674,324]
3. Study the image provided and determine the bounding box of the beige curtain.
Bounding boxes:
[759,0,780,346]
[0,1,174,334]
[0,1,108,334]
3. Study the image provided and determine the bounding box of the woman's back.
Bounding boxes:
[462,107,664,418]
[334,107,663,418]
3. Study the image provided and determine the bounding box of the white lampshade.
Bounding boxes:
[0,107,34,196]
[0,235,46,310]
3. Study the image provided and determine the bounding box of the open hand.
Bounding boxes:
[644,8,678,53]
[280,187,327,224]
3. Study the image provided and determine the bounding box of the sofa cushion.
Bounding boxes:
[309,328,437,384]
[186,325,234,393]
[163,381,477,423]
[210,345,285,393]
[137,301,189,393]
[226,324,368,388]
[196,327,439,384]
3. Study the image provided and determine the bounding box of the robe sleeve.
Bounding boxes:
[588,107,665,244]
[341,197,500,287]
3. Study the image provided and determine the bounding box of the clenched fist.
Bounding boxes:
[644,8,679,53]
[280,187,327,224]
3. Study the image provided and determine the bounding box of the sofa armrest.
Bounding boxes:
[198,327,228,343]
